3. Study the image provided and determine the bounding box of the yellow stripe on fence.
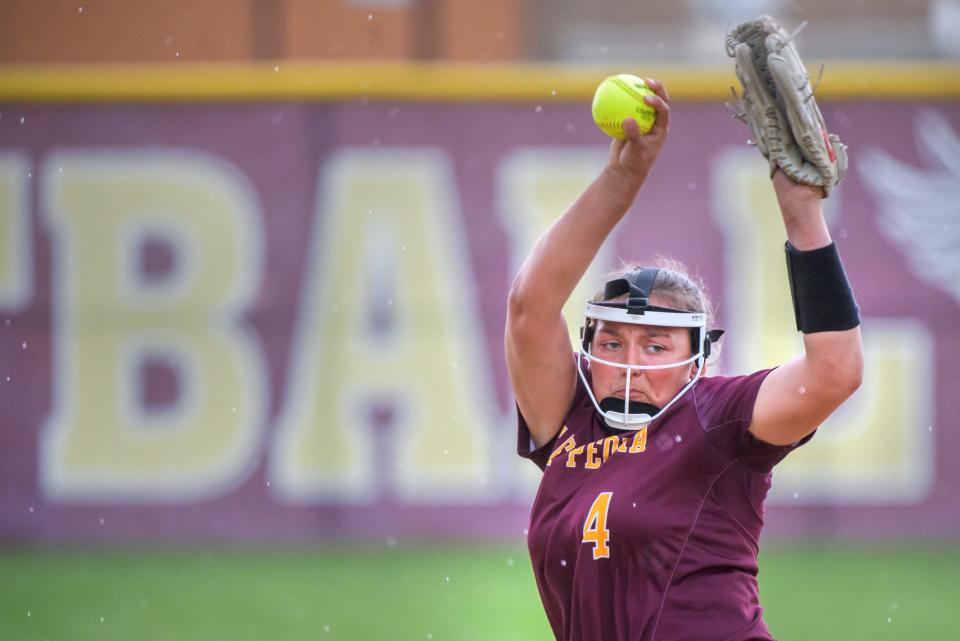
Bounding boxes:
[1,60,958,102]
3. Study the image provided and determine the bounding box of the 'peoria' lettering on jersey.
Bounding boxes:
[545,426,648,470]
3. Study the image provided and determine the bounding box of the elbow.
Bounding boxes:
[837,360,863,400]
[804,330,864,402]
[506,273,533,322]
[848,352,865,392]
[842,338,865,395]
[823,349,864,402]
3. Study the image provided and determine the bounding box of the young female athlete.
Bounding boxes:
[504,78,863,641]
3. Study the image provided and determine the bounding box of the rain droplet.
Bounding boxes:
[564,123,576,133]
[534,105,542,113]
[387,298,393,307]
[385,535,397,547]
[522,528,528,536]
[600,45,610,54]
[887,617,892,623]
[99,517,105,525]
[26,610,31,618]
[164,36,173,45]
[444,576,450,582]
[359,97,369,107]
[78,6,84,13]
[928,426,933,432]
[232,406,237,413]
[324,624,331,632]
[175,51,180,58]
[427,634,432,640]
[372,137,381,147]
[5,376,11,382]
[274,65,280,72]
[674,434,682,443]
[4,319,10,325]
[839,229,849,239]
[798,386,806,395]
[27,172,32,179]
[28,506,34,513]
[506,557,515,566]
[687,182,697,191]
[388,108,400,119]
[442,448,448,455]
[367,13,373,20]
[100,616,105,623]
[632,502,637,508]
[560,559,567,567]
[792,491,799,499]
[401,244,407,252]
[551,89,557,96]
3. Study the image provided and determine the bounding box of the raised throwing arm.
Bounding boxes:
[504,80,671,449]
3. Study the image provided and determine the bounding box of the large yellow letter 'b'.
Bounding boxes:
[40,150,266,502]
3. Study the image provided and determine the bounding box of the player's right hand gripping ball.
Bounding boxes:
[591,74,657,140]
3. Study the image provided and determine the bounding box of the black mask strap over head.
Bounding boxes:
[603,268,660,314]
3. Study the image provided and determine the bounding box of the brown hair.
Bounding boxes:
[593,257,714,325]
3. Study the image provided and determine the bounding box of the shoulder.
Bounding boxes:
[692,369,776,430]
[694,369,809,472]
[695,369,776,398]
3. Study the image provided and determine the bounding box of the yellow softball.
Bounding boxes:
[591,74,657,139]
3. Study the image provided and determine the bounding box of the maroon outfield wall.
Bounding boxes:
[0,99,958,544]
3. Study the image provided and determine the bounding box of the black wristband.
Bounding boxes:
[784,241,861,333]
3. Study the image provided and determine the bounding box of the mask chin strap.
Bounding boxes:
[579,351,708,432]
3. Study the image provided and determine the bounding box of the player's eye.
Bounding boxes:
[601,341,621,350]
[645,344,665,354]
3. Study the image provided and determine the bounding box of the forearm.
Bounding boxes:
[773,172,863,388]
[509,167,644,317]
[508,82,670,320]
[773,175,832,250]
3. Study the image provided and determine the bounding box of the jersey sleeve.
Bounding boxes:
[516,353,589,471]
[516,404,560,470]
[695,369,815,472]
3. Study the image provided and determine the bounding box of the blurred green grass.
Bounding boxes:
[1,543,957,640]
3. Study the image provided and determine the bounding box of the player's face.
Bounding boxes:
[589,319,695,408]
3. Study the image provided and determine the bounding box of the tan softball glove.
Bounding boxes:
[726,15,848,196]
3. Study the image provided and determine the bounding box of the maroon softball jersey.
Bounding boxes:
[518,365,810,641]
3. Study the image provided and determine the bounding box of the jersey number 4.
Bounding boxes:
[582,491,613,559]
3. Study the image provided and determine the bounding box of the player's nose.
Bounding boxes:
[618,342,650,371]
